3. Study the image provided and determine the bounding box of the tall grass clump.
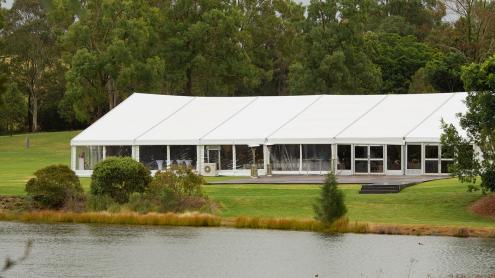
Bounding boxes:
[313,172,347,225]
[3,211,221,227]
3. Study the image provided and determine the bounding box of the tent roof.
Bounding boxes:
[71,92,467,146]
[71,94,192,145]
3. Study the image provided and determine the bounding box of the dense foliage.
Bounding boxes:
[441,54,495,192]
[314,172,347,224]
[128,167,208,213]
[25,164,83,209]
[0,0,494,134]
[90,157,152,203]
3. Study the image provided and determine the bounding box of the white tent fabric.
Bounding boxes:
[71,92,468,146]
[71,94,192,146]
[200,95,321,145]
[267,95,387,144]
[136,96,256,145]
[405,92,467,142]
[334,93,456,144]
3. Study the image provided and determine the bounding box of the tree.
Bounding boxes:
[446,0,495,62]
[423,51,467,92]
[289,0,382,95]
[0,83,27,135]
[63,0,164,123]
[441,54,495,192]
[364,32,434,94]
[2,0,62,132]
[314,172,347,224]
[158,0,262,96]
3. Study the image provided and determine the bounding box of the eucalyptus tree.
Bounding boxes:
[2,0,62,132]
[63,0,164,123]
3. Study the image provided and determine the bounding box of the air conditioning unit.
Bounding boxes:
[202,163,217,176]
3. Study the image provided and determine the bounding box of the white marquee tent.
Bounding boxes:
[71,92,467,177]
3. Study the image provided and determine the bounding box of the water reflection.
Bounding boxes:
[1,222,495,278]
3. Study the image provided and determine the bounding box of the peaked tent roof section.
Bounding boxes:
[71,94,192,146]
[71,92,468,146]
[267,94,387,144]
[334,93,456,144]
[405,92,467,143]
[200,95,321,145]
[136,96,257,145]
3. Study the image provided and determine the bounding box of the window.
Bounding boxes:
[337,145,351,170]
[407,145,421,170]
[355,146,367,159]
[236,145,264,170]
[387,145,401,171]
[271,145,299,171]
[302,145,331,172]
[76,146,103,170]
[354,145,384,174]
[106,146,132,157]
[170,145,197,168]
[440,145,455,174]
[139,145,167,170]
[425,145,439,174]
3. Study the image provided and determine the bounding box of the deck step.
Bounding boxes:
[359,183,414,194]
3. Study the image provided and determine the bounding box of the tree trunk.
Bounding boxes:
[27,93,33,132]
[185,67,193,96]
[31,94,38,132]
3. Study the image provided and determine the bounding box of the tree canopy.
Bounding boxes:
[0,0,493,134]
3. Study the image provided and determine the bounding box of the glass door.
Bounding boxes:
[406,144,422,175]
[336,145,352,175]
[354,145,384,174]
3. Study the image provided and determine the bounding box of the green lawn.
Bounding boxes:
[1,131,494,227]
[204,179,495,227]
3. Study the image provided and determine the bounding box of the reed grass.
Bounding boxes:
[233,216,368,233]
[2,209,495,238]
[0,210,222,227]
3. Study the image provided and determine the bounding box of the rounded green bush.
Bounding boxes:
[25,165,83,209]
[90,157,151,203]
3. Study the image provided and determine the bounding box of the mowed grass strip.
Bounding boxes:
[1,131,494,228]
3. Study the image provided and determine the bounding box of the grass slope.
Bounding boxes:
[0,131,493,227]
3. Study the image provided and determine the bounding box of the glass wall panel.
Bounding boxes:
[355,160,368,173]
[271,145,300,171]
[370,161,384,173]
[370,146,383,159]
[387,145,401,171]
[170,145,197,168]
[355,146,368,159]
[236,145,264,170]
[302,144,331,172]
[204,145,233,171]
[407,145,421,169]
[76,146,103,170]
[425,145,439,159]
[140,145,167,170]
[337,145,351,170]
[425,160,439,173]
[106,145,132,157]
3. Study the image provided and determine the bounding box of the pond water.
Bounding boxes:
[1,221,495,278]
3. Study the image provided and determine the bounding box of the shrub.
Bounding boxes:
[25,165,84,209]
[91,157,151,203]
[313,172,347,225]
[128,167,207,213]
